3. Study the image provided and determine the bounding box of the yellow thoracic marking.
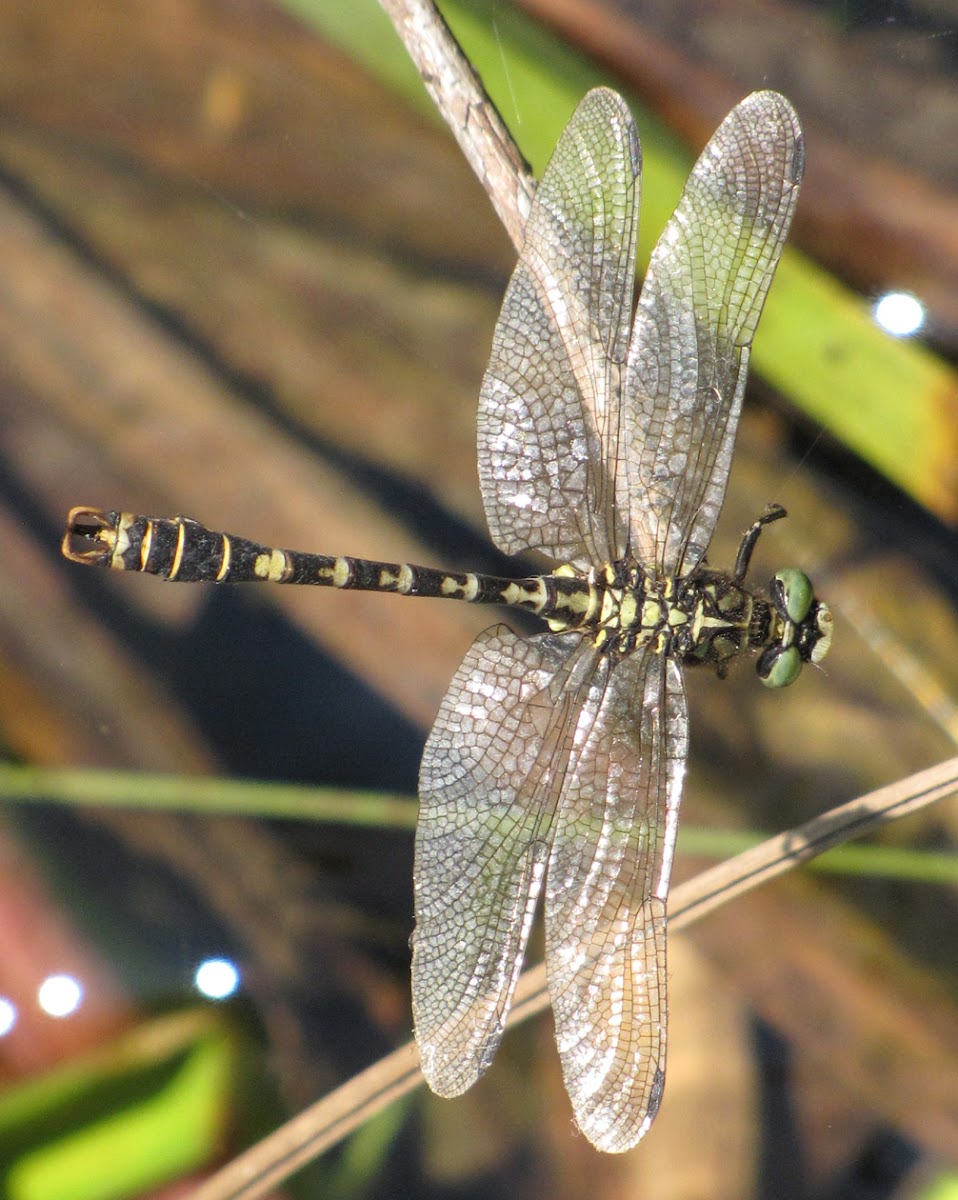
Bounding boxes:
[690,589,754,643]
[641,598,662,628]
[554,564,577,578]
[216,535,231,582]
[168,519,187,580]
[667,606,687,626]
[619,593,638,629]
[691,598,704,643]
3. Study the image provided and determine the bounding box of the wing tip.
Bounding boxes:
[415,1026,492,1099]
[736,90,805,184]
[575,87,641,177]
[574,1065,666,1153]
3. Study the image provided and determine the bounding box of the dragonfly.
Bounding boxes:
[63,88,831,1152]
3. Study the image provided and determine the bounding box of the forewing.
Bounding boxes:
[478,88,640,567]
[546,654,688,1153]
[621,91,803,573]
[413,625,599,1096]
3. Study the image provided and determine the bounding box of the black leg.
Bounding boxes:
[733,504,787,581]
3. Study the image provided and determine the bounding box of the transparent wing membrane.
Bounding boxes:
[623,91,804,573]
[478,89,640,567]
[413,627,598,1094]
[478,89,803,579]
[546,655,687,1151]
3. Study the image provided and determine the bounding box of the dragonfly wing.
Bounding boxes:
[478,88,640,567]
[413,625,599,1095]
[546,653,688,1153]
[622,91,803,574]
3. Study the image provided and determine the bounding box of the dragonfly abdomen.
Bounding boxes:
[62,508,601,613]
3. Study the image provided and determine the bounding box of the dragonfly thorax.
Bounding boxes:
[545,560,748,660]
[543,556,831,687]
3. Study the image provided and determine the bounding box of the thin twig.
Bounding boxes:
[378,0,534,248]
[188,755,958,1200]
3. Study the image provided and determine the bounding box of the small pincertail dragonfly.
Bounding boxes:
[63,88,831,1152]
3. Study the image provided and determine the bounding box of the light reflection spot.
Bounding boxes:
[873,291,924,337]
[38,974,83,1018]
[0,997,17,1036]
[195,957,241,1000]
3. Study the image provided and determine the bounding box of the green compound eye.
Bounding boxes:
[758,644,802,688]
[774,568,813,624]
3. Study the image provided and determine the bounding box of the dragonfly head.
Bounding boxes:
[756,567,832,688]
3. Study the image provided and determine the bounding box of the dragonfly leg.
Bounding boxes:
[733,504,787,582]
